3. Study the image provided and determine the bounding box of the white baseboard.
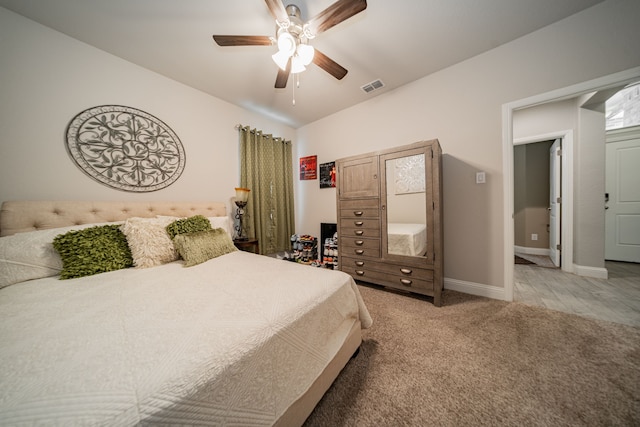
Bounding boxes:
[573,264,608,279]
[444,277,506,301]
[514,245,550,256]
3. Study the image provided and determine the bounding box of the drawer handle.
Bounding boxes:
[400,268,412,275]
[400,279,412,286]
[355,270,365,276]
[355,249,365,255]
[355,240,364,246]
[354,221,364,226]
[354,230,364,236]
[355,261,365,267]
[354,211,363,216]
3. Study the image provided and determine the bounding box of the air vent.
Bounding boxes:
[361,79,385,94]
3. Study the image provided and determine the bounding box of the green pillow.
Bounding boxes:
[172,228,238,267]
[52,224,133,279]
[165,215,212,239]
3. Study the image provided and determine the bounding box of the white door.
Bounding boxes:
[605,137,640,262]
[549,139,561,267]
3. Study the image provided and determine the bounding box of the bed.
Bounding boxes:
[387,222,427,256]
[0,200,372,426]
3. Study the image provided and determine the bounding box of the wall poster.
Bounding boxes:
[299,155,317,180]
[319,161,336,188]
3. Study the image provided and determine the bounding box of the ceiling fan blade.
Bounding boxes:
[313,49,348,80]
[212,35,272,46]
[264,0,288,23]
[307,0,367,35]
[275,59,291,88]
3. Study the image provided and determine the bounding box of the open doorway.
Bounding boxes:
[513,139,561,269]
[502,66,640,303]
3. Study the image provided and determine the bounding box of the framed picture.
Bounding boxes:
[319,161,336,188]
[299,155,317,180]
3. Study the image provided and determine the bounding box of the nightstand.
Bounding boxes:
[234,238,259,254]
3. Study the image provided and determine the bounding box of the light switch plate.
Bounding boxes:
[476,171,486,184]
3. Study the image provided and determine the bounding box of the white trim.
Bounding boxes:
[502,66,640,302]
[606,125,640,143]
[514,245,549,256]
[573,264,609,279]
[444,277,505,300]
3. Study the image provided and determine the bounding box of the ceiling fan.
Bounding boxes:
[213,0,367,89]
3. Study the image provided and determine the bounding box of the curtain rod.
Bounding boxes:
[235,124,287,142]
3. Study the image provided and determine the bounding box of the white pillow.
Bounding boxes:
[208,216,233,238]
[0,222,121,289]
[120,216,178,268]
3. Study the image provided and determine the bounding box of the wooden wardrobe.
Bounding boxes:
[336,140,443,306]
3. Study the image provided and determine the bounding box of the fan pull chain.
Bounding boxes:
[292,74,297,106]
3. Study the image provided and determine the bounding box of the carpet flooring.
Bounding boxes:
[303,285,640,426]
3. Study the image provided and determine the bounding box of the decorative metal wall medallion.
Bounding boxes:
[65,105,185,192]
[394,154,425,194]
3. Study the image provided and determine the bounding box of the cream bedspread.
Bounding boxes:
[387,223,427,256]
[0,251,371,426]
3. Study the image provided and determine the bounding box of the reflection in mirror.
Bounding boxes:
[385,154,427,257]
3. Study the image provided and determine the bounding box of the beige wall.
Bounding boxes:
[295,0,640,292]
[0,7,295,213]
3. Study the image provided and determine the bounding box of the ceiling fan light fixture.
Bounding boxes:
[290,56,306,74]
[272,50,291,70]
[297,44,315,66]
[276,31,296,56]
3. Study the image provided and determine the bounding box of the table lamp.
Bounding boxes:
[234,187,251,240]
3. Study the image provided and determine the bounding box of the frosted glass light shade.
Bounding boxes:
[272,50,290,70]
[297,44,315,66]
[276,32,296,56]
[290,56,306,74]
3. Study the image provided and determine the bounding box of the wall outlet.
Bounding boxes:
[531,233,538,241]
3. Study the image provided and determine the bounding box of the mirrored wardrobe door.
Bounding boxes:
[380,146,434,262]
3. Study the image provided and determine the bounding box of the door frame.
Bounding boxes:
[502,66,640,302]
[513,132,573,273]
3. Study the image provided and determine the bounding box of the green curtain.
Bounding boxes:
[238,126,295,254]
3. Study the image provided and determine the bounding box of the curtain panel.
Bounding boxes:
[238,126,295,254]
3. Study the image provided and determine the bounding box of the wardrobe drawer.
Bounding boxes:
[340,238,380,257]
[339,218,379,230]
[341,257,434,291]
[339,199,379,210]
[340,226,381,238]
[339,199,379,219]
[340,208,379,219]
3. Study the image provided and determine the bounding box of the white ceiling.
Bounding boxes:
[0,0,605,128]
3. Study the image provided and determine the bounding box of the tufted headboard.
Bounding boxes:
[0,201,227,237]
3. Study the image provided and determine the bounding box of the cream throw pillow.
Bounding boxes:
[120,217,178,268]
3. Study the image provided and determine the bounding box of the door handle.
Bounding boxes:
[354,230,364,236]
[353,211,363,216]
[354,221,364,226]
